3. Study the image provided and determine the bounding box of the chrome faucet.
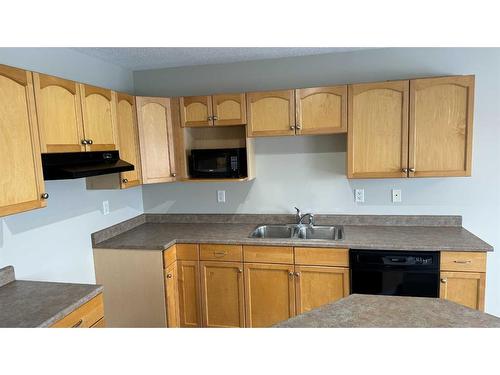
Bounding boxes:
[294,207,315,226]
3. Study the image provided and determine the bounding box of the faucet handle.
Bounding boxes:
[294,206,301,217]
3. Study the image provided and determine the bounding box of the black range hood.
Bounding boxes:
[42,151,134,180]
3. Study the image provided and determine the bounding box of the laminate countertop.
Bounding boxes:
[0,267,103,328]
[92,214,493,252]
[274,294,500,328]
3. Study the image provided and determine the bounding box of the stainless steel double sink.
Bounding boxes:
[249,224,343,241]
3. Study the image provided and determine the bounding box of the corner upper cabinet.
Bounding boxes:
[180,95,212,127]
[79,84,118,151]
[0,65,47,217]
[347,80,409,178]
[136,96,176,184]
[295,85,347,135]
[33,73,85,153]
[115,92,142,188]
[409,75,474,177]
[246,90,295,137]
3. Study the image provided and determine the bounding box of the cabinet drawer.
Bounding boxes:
[51,293,104,328]
[440,252,486,272]
[91,318,106,328]
[295,247,349,267]
[163,245,176,268]
[200,244,242,262]
[243,246,293,264]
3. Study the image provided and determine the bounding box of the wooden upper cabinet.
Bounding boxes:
[136,96,176,184]
[244,263,295,327]
[212,93,246,126]
[115,92,142,188]
[295,85,347,135]
[200,261,245,328]
[246,90,295,137]
[33,72,85,153]
[347,80,409,178]
[80,84,117,151]
[0,65,46,217]
[409,75,474,177]
[180,95,212,127]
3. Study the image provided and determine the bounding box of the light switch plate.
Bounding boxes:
[217,190,226,203]
[102,200,110,215]
[392,189,402,203]
[354,189,365,203]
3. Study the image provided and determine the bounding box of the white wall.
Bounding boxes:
[0,48,143,283]
[135,48,500,316]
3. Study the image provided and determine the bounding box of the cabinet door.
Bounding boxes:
[244,263,295,327]
[296,85,347,135]
[136,96,176,184]
[246,90,295,137]
[165,262,180,327]
[440,271,485,311]
[80,84,117,151]
[212,93,246,126]
[177,260,202,327]
[347,80,409,178]
[409,76,474,177]
[33,72,85,153]
[0,65,46,217]
[180,95,213,127]
[200,261,245,328]
[295,266,349,314]
[115,92,142,188]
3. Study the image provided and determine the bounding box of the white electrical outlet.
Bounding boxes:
[354,189,365,203]
[102,200,110,215]
[217,190,226,203]
[392,189,402,203]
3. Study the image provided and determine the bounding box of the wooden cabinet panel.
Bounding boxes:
[51,293,104,328]
[80,84,117,151]
[0,65,46,217]
[296,85,347,135]
[136,96,176,184]
[115,92,142,188]
[441,251,486,273]
[295,266,349,314]
[409,76,474,177]
[247,90,295,137]
[200,244,243,262]
[180,95,212,127]
[165,262,180,327]
[440,271,485,311]
[200,261,245,327]
[244,263,295,327]
[177,260,201,327]
[295,247,349,267]
[347,80,409,178]
[212,93,246,126]
[33,72,85,153]
[243,246,293,264]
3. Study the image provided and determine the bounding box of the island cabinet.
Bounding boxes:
[0,65,47,217]
[180,93,247,127]
[439,251,486,311]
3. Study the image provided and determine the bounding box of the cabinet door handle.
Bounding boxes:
[171,173,177,177]
[207,116,213,121]
[122,178,128,183]
[214,251,227,257]
[81,139,88,145]
[212,115,218,120]
[440,278,448,283]
[237,268,243,273]
[72,319,83,328]
[402,168,408,173]
[289,125,296,130]
[41,193,49,200]
[294,272,301,277]
[288,271,294,277]
[454,260,472,264]
[409,168,415,172]
[166,273,173,279]
[295,124,302,130]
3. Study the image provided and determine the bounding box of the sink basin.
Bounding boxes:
[249,224,343,241]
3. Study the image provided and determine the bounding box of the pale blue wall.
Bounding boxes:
[0,48,143,283]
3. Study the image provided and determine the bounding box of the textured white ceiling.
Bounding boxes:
[72,47,370,71]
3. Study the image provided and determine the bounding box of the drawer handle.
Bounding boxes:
[214,251,227,257]
[72,319,83,328]
[453,260,472,264]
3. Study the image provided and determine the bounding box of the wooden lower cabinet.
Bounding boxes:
[165,261,180,327]
[177,260,202,327]
[295,266,350,315]
[51,293,104,328]
[244,263,295,327]
[200,261,245,327]
[440,271,485,311]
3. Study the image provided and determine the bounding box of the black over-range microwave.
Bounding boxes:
[189,148,247,178]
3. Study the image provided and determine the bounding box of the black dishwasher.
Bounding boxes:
[350,250,440,298]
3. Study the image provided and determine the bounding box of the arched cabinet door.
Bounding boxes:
[0,65,46,217]
[246,90,295,137]
[347,80,409,179]
[180,95,213,127]
[33,72,85,153]
[136,96,176,184]
[409,75,474,177]
[80,84,118,151]
[115,92,142,188]
[212,93,246,126]
[295,85,347,135]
